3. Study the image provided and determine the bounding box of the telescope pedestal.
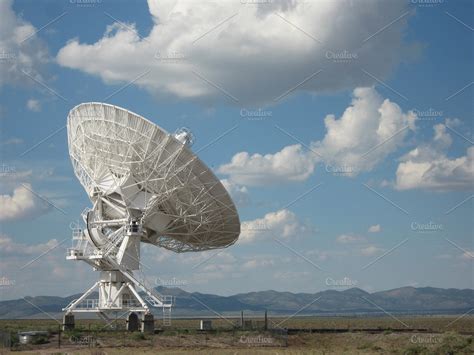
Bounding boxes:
[64,223,173,330]
[62,266,170,331]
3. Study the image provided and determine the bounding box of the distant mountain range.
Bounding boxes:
[1,286,473,319]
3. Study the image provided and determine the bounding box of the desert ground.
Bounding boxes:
[0,316,472,354]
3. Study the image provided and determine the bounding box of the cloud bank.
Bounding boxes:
[57,0,415,105]
[0,0,49,87]
[219,87,417,185]
[240,209,312,244]
[0,184,50,221]
[218,144,316,186]
[395,121,474,191]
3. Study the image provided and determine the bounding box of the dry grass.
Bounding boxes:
[1,316,472,354]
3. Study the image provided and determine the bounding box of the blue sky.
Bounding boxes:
[0,0,473,299]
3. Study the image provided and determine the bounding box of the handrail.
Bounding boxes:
[71,298,145,309]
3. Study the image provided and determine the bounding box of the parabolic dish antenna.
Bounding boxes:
[62,102,240,330]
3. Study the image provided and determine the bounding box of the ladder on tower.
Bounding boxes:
[163,306,172,326]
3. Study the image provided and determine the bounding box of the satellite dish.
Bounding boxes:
[62,102,240,329]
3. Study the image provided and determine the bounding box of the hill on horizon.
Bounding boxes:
[1,285,473,319]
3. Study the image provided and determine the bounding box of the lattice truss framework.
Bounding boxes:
[67,103,240,253]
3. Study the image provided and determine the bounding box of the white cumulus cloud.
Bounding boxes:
[218,144,316,186]
[368,224,381,233]
[219,87,416,184]
[240,209,312,244]
[395,121,474,191]
[360,245,384,256]
[0,184,50,221]
[220,179,250,206]
[0,0,49,87]
[311,87,416,174]
[241,258,275,270]
[56,0,415,105]
[1,138,23,146]
[0,234,59,256]
[26,99,41,112]
[336,234,366,244]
